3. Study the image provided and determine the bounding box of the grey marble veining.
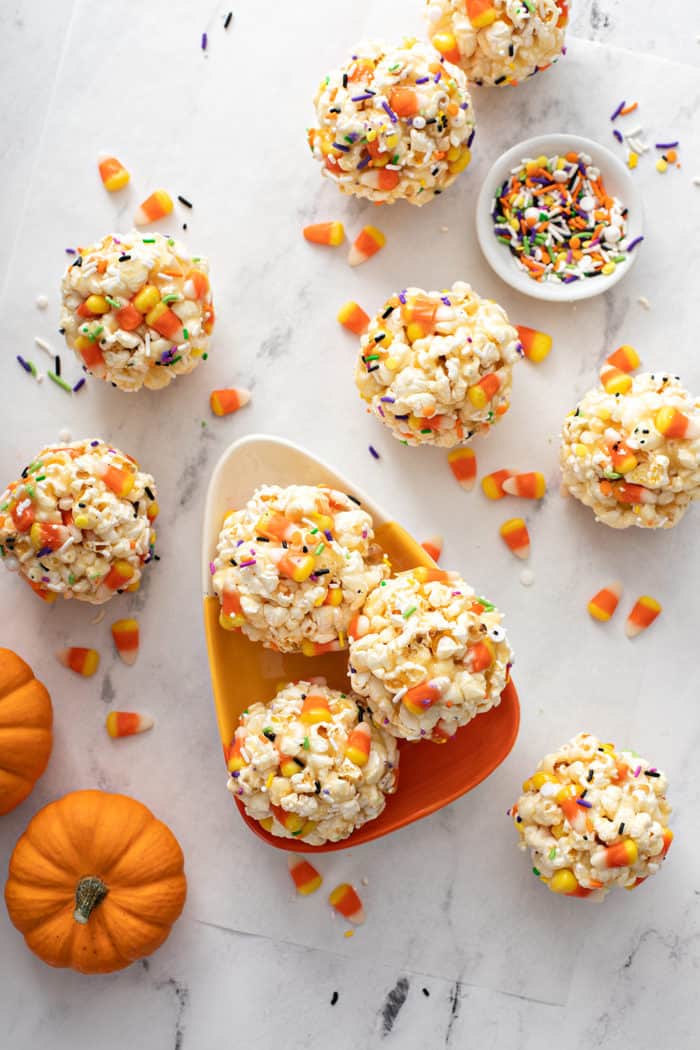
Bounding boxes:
[1,1,699,1048]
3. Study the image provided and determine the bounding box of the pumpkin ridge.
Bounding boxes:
[0,727,53,777]
[0,650,32,701]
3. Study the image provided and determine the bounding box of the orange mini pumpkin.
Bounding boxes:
[5,790,187,973]
[0,648,53,815]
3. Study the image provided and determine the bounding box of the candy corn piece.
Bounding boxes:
[466,639,494,673]
[654,406,700,440]
[431,32,461,65]
[328,883,365,924]
[347,612,370,640]
[402,679,442,715]
[134,190,173,226]
[95,463,134,498]
[103,559,136,590]
[30,522,70,552]
[661,827,673,856]
[277,553,316,583]
[467,372,501,409]
[348,225,385,267]
[57,647,100,677]
[466,0,499,28]
[587,582,622,622]
[502,472,546,499]
[516,325,552,363]
[608,440,637,474]
[481,469,512,500]
[225,733,246,772]
[270,805,305,836]
[303,222,345,246]
[97,154,130,192]
[447,448,477,491]
[345,722,371,766]
[210,388,251,417]
[288,855,323,896]
[301,638,346,656]
[111,618,139,665]
[358,169,400,192]
[606,344,640,373]
[559,795,590,834]
[600,364,632,395]
[106,711,154,739]
[337,301,370,335]
[145,301,184,342]
[591,839,639,869]
[300,694,332,724]
[499,518,530,559]
[420,535,443,562]
[625,596,662,638]
[413,566,455,584]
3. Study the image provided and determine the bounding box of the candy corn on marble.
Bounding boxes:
[355,282,520,447]
[0,440,157,604]
[226,681,398,845]
[212,485,388,653]
[308,40,475,206]
[425,0,568,87]
[348,567,512,741]
[560,373,700,528]
[60,231,214,392]
[512,733,672,900]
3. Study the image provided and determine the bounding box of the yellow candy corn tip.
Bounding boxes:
[345,747,369,767]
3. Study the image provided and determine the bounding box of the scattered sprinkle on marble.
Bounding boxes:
[36,295,48,310]
[330,991,339,1006]
[58,428,72,442]
[520,568,535,587]
[637,296,651,310]
[35,336,53,356]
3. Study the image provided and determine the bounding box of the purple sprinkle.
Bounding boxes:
[576,799,593,808]
[361,528,368,539]
[382,101,397,123]
[72,378,86,393]
[380,396,395,403]
[239,558,256,568]
[378,405,385,417]
[655,141,679,150]
[324,530,333,541]
[626,236,644,252]
[460,101,469,110]
[65,248,76,255]
[90,440,99,446]
[209,561,216,575]
[610,100,625,121]
[398,291,407,304]
[37,546,53,558]
[369,445,380,460]
[231,771,240,779]
[16,355,31,373]
[41,576,50,583]
[634,765,642,777]
[434,71,441,83]
[415,76,430,84]
[613,129,624,143]
[351,92,374,102]
[357,154,371,170]
[201,32,207,50]
[236,539,244,547]
[441,296,451,306]
[332,142,350,152]
[394,413,409,420]
[562,274,579,284]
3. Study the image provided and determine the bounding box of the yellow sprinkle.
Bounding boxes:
[344,930,355,938]
[656,158,668,173]
[265,772,275,789]
[601,262,616,276]
[627,152,638,170]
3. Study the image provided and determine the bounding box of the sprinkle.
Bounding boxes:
[613,129,624,143]
[239,558,256,568]
[382,101,398,123]
[625,236,644,252]
[610,100,626,121]
[532,867,540,876]
[331,992,339,1006]
[34,336,53,356]
[16,355,32,374]
[576,799,593,808]
[634,765,642,777]
[224,11,232,29]
[619,102,639,116]
[548,847,557,860]
[368,445,380,460]
[201,32,207,50]
[351,93,374,102]
[402,606,417,619]
[177,194,193,208]
[656,141,679,150]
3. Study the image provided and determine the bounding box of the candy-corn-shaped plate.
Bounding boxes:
[202,435,520,852]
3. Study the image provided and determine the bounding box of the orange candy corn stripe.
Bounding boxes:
[481,469,512,500]
[303,222,344,246]
[210,388,251,417]
[337,301,370,335]
[587,582,622,622]
[447,448,477,491]
[345,722,372,766]
[328,883,365,924]
[502,472,546,499]
[98,155,130,192]
[111,618,139,665]
[300,694,331,724]
[103,560,135,590]
[467,372,501,409]
[288,855,322,895]
[625,596,662,638]
[134,190,173,226]
[499,518,530,559]
[57,647,100,677]
[420,535,443,562]
[105,711,154,738]
[516,325,552,363]
[605,344,639,373]
[402,680,442,715]
[600,364,632,395]
[348,225,385,267]
[466,0,498,28]
[655,406,699,439]
[592,839,638,869]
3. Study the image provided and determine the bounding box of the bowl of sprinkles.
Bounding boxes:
[476,134,644,302]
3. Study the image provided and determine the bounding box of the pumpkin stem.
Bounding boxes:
[73,875,109,924]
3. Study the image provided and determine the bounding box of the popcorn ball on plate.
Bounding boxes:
[512,733,673,900]
[0,440,157,604]
[212,485,388,653]
[308,40,475,206]
[355,282,520,447]
[226,680,399,845]
[61,231,214,391]
[348,567,512,741]
[426,0,568,87]
[560,372,700,529]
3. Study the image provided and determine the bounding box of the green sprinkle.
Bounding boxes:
[380,580,387,586]
[549,847,557,860]
[403,606,417,619]
[105,295,121,309]
[0,503,7,512]
[142,238,156,244]
[532,866,540,876]
[496,235,511,245]
[68,573,75,585]
[183,328,189,340]
[364,354,380,362]
[162,294,180,304]
[168,238,175,246]
[303,736,310,750]
[476,597,495,611]
[201,420,207,428]
[0,546,4,557]
[392,154,399,165]
[24,485,35,499]
[344,135,354,143]
[167,355,182,365]
[314,543,325,556]
[202,352,208,360]
[35,476,46,482]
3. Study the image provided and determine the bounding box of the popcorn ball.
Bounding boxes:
[61,231,214,392]
[426,0,568,87]
[348,567,512,741]
[308,40,476,206]
[0,440,157,604]
[227,681,399,845]
[355,282,520,447]
[560,372,700,529]
[212,485,388,653]
[512,733,673,900]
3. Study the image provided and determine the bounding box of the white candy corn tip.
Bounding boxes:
[347,905,365,925]
[421,535,443,561]
[236,388,251,408]
[347,245,366,267]
[607,580,623,599]
[624,620,643,639]
[512,543,530,561]
[116,648,138,667]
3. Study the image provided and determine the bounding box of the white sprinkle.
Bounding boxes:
[58,427,72,442]
[36,295,48,310]
[519,569,535,587]
[361,877,369,886]
[637,296,651,310]
[35,336,53,355]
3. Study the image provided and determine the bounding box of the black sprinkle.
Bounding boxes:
[183,224,188,231]
[255,536,270,542]
[282,540,288,548]
[58,327,65,335]
[494,75,507,85]
[263,729,276,741]
[330,991,339,1006]
[72,256,82,268]
[580,788,588,799]
[224,10,232,28]
[118,254,131,262]
[314,568,330,577]
[293,757,305,769]
[177,195,193,209]
[229,559,237,566]
[373,333,386,343]
[314,780,321,794]
[587,769,594,782]
[145,485,155,500]
[54,355,61,376]
[346,493,361,505]
[618,822,625,835]
[646,771,660,778]
[422,988,430,997]
[367,364,380,373]
[342,74,348,88]
[381,305,395,319]
[380,977,410,1036]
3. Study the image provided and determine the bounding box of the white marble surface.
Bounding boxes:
[1,1,699,1047]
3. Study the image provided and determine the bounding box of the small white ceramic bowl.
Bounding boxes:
[476,133,644,303]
